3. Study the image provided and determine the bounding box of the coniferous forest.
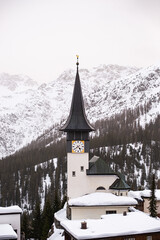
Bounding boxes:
[0,104,160,239]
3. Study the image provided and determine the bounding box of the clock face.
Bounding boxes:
[72,140,84,153]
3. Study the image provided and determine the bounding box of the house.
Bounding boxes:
[129,189,160,217]
[61,211,160,240]
[0,206,22,240]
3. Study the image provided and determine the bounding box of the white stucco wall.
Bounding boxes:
[143,198,150,214]
[67,153,119,199]
[67,153,89,199]
[0,214,21,240]
[87,175,118,194]
[143,198,160,215]
[157,200,160,214]
[70,206,129,220]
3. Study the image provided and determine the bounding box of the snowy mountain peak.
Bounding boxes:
[0,73,38,95]
[0,64,160,158]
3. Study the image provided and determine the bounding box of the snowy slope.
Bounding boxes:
[0,64,160,158]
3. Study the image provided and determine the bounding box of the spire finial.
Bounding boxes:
[76,55,79,68]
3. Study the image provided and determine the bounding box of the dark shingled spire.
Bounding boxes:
[60,56,94,132]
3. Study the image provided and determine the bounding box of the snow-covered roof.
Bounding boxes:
[68,192,137,206]
[54,208,67,222]
[0,205,22,214]
[0,224,17,239]
[61,212,160,239]
[48,224,64,240]
[128,189,160,201]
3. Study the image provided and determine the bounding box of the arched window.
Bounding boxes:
[96,186,106,190]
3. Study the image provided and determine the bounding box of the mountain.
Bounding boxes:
[0,64,160,158]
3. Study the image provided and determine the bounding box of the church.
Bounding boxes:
[56,56,136,221]
[54,57,160,240]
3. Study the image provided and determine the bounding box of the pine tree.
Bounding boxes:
[148,174,157,217]
[41,198,54,240]
[32,201,42,240]
[21,211,31,239]
[53,190,61,214]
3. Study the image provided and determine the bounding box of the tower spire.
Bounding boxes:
[76,55,79,70]
[60,56,94,132]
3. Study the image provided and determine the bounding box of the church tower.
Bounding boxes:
[60,56,94,199]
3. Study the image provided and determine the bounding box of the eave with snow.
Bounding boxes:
[61,211,160,240]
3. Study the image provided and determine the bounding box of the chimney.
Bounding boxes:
[81,221,87,229]
[123,211,127,216]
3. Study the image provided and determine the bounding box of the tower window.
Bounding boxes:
[72,171,76,177]
[81,166,84,172]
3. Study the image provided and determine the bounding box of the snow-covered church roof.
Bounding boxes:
[61,211,160,239]
[68,192,137,206]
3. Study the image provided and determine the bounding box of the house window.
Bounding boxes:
[146,236,152,240]
[72,171,76,177]
[81,166,84,172]
[106,210,117,214]
[124,238,135,240]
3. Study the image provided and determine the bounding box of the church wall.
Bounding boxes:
[67,153,89,199]
[70,206,129,220]
[67,152,119,199]
[87,175,118,194]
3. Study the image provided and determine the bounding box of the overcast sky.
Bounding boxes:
[0,0,160,83]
